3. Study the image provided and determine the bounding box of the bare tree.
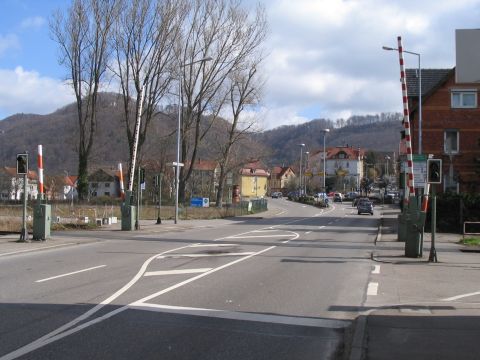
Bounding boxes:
[50,0,119,199]
[111,0,185,186]
[215,60,264,207]
[177,0,267,202]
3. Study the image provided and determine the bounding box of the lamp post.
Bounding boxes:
[175,56,212,224]
[382,46,422,155]
[384,155,391,179]
[320,129,330,191]
[304,151,309,194]
[298,144,305,195]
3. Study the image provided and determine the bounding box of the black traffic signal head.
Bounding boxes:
[16,153,28,174]
[427,159,442,184]
[140,168,145,184]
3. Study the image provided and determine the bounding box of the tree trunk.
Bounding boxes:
[77,152,89,200]
[216,164,226,208]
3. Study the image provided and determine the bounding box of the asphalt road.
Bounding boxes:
[0,199,380,360]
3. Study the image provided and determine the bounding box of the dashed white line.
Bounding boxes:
[372,265,380,274]
[305,231,312,234]
[144,268,212,276]
[35,265,107,283]
[318,226,326,229]
[367,282,378,296]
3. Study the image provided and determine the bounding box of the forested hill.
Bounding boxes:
[255,113,403,166]
[0,94,403,173]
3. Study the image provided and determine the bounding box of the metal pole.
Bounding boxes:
[418,54,422,155]
[156,173,162,224]
[135,167,140,230]
[19,173,28,242]
[175,72,181,225]
[428,184,438,262]
[323,133,327,191]
[299,147,303,195]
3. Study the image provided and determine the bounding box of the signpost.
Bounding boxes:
[17,153,29,242]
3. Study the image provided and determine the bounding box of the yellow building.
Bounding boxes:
[238,162,269,199]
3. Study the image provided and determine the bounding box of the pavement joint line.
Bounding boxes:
[0,242,76,257]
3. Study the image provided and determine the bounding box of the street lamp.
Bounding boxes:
[175,56,213,224]
[384,155,391,178]
[382,45,422,154]
[320,129,330,191]
[298,144,305,195]
[304,151,309,194]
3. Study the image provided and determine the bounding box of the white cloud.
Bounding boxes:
[0,33,20,57]
[20,16,46,29]
[0,67,74,118]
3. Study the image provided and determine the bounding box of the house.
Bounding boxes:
[405,29,480,193]
[88,169,121,198]
[307,146,365,192]
[63,175,78,201]
[268,166,296,195]
[186,159,220,199]
[0,166,39,200]
[237,161,269,199]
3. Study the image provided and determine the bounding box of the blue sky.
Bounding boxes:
[1,0,480,128]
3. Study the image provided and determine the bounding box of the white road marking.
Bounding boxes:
[35,265,107,283]
[318,226,326,229]
[302,205,307,208]
[144,268,212,276]
[157,252,255,259]
[189,244,237,247]
[226,234,294,239]
[275,210,287,216]
[130,303,349,329]
[305,231,311,234]
[371,265,380,274]
[0,243,76,257]
[367,282,378,296]
[442,291,480,302]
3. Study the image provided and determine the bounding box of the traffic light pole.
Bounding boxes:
[19,173,28,242]
[428,184,438,262]
[156,173,162,225]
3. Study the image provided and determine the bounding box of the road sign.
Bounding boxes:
[412,154,427,189]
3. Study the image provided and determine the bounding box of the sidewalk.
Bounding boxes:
[351,204,480,360]
[0,204,285,257]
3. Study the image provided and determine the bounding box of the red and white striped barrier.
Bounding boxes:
[397,36,415,204]
[118,163,125,200]
[37,144,44,197]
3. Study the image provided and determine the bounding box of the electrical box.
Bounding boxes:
[33,204,51,240]
[121,204,136,231]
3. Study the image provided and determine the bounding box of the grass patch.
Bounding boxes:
[461,237,480,246]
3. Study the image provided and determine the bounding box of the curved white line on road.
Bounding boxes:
[1,243,197,360]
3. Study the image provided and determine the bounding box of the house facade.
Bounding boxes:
[268,166,296,194]
[307,146,365,192]
[406,68,480,193]
[187,159,220,199]
[88,169,121,198]
[0,167,39,200]
[238,161,269,199]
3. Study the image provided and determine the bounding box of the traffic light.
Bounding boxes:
[16,153,28,175]
[427,159,442,184]
[140,168,145,184]
[154,175,159,187]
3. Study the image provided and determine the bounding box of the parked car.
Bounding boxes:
[333,193,343,202]
[271,192,283,198]
[344,191,358,201]
[357,200,374,215]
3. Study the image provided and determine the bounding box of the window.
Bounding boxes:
[91,182,98,188]
[444,130,459,154]
[451,90,477,108]
[105,182,110,188]
[104,192,110,196]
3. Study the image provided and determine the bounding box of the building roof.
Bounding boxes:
[88,168,117,182]
[190,159,218,171]
[1,166,38,180]
[240,161,269,177]
[406,68,453,97]
[270,166,295,178]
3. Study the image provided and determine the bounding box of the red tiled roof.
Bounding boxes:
[2,166,38,180]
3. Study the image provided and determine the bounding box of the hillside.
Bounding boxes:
[0,94,403,174]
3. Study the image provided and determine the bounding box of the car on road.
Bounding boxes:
[271,192,283,198]
[333,193,343,202]
[357,200,374,215]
